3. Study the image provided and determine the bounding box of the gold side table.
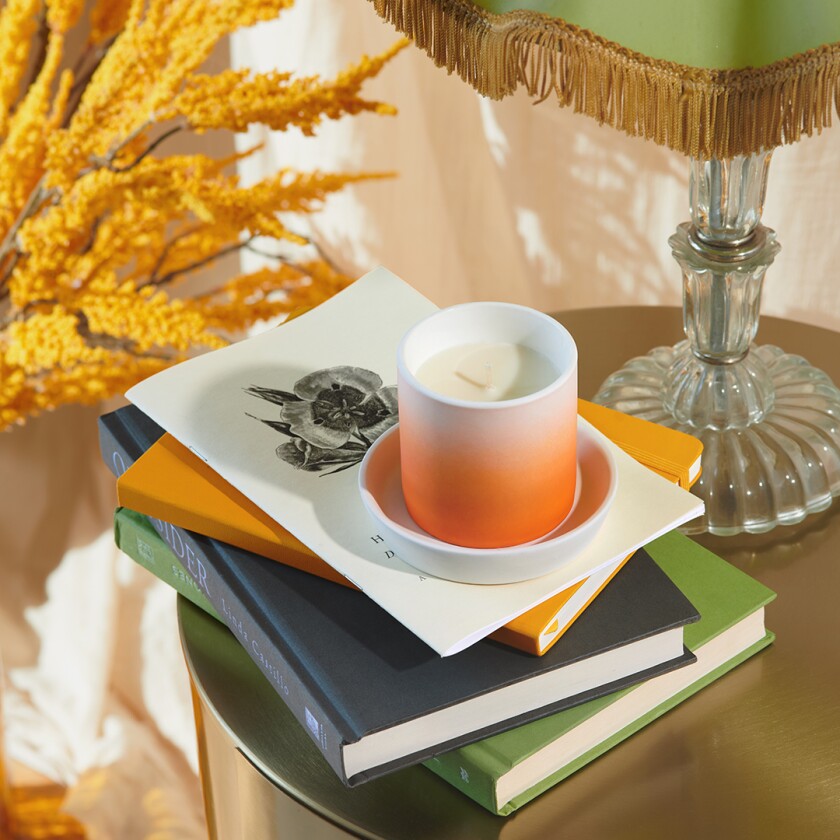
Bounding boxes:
[179,306,840,840]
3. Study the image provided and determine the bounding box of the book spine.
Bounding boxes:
[103,408,353,590]
[486,623,541,656]
[424,748,509,815]
[114,508,222,622]
[145,513,351,784]
[98,406,163,478]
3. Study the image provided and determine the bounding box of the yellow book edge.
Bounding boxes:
[576,400,703,489]
[117,435,350,588]
[489,551,632,655]
[117,400,702,656]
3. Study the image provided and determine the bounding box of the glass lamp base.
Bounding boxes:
[594,341,840,535]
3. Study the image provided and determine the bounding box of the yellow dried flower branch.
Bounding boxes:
[47,0,85,34]
[0,0,406,430]
[170,40,406,135]
[88,0,133,45]
[0,0,43,136]
[192,261,353,334]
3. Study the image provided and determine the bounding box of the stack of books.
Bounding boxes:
[99,268,775,816]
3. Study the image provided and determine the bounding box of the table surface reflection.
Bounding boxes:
[179,306,840,840]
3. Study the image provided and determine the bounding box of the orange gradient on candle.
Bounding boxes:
[400,415,577,548]
[397,302,578,549]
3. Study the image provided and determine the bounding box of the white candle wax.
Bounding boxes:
[414,342,558,402]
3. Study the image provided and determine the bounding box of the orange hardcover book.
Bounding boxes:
[576,400,703,489]
[119,432,351,588]
[117,400,702,655]
[489,552,631,654]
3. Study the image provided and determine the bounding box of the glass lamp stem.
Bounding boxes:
[665,154,779,430]
[595,150,840,534]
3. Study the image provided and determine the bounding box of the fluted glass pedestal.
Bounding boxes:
[594,154,840,535]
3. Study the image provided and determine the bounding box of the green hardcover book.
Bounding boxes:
[424,530,776,815]
[114,507,222,622]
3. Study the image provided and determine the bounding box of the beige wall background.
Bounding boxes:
[236,1,840,331]
[1,3,839,839]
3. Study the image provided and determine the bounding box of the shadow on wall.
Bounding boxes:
[476,90,688,314]
[235,1,840,330]
[391,71,690,311]
[242,3,690,315]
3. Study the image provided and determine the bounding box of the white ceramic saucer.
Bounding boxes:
[358,419,618,584]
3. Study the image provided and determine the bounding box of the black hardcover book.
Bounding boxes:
[98,403,164,477]
[103,405,699,786]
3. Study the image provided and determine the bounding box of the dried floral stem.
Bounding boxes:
[243,244,324,277]
[63,35,119,126]
[1,121,181,287]
[0,1,401,431]
[0,177,51,272]
[75,312,174,359]
[244,242,293,260]
[0,251,20,290]
[90,121,184,172]
[147,224,202,280]
[272,227,344,274]
[98,118,154,166]
[16,10,49,111]
[141,236,256,290]
[0,297,49,331]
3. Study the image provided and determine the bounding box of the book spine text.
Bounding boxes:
[146,514,350,783]
[114,509,222,621]
[98,409,161,478]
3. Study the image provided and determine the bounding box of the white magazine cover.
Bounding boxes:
[127,267,703,656]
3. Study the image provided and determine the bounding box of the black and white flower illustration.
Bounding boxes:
[246,366,398,475]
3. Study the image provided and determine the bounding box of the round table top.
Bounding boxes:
[179,306,840,840]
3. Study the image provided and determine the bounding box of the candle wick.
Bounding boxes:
[484,363,495,391]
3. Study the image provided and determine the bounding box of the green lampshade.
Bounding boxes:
[480,1,840,69]
[370,0,840,158]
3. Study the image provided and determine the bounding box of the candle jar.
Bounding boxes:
[397,302,578,548]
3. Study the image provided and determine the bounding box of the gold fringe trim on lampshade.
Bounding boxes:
[371,0,840,159]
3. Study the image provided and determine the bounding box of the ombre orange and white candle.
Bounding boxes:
[397,302,578,549]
